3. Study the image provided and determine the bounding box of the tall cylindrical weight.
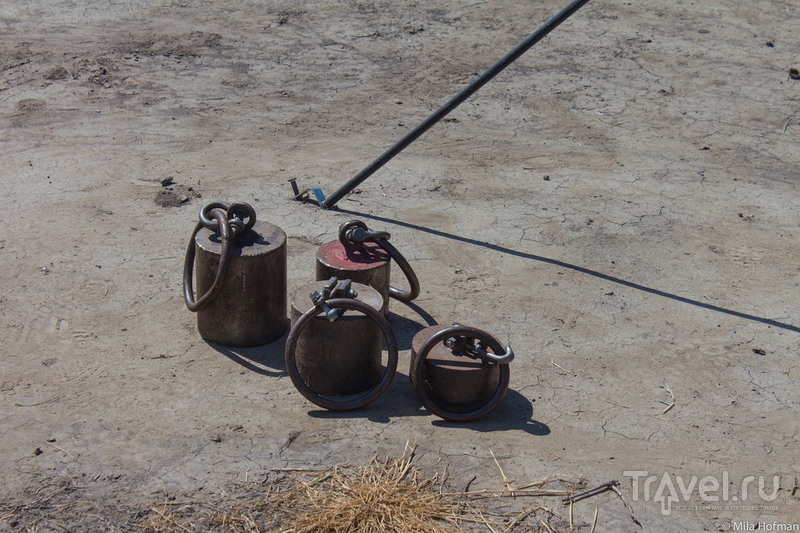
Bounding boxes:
[195,221,287,346]
[290,281,383,395]
[410,325,503,408]
[316,241,390,315]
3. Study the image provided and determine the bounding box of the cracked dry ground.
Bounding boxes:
[1,0,799,531]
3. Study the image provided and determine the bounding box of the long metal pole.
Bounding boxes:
[319,0,591,209]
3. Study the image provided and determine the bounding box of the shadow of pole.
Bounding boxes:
[337,207,800,333]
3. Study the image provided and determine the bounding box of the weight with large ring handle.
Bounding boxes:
[184,202,287,347]
[285,283,398,411]
[316,220,419,315]
[410,324,512,422]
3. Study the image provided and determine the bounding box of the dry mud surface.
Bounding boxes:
[1,0,799,531]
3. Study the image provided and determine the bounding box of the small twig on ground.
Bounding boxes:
[150,505,193,533]
[443,488,572,497]
[656,416,673,429]
[143,346,192,360]
[551,359,572,374]
[13,457,37,474]
[306,470,333,487]
[563,480,618,505]
[474,505,498,533]
[270,467,327,472]
[44,442,74,459]
[517,474,577,491]
[603,399,630,409]
[589,504,599,533]
[503,508,531,532]
[490,450,515,496]
[611,483,642,528]
[439,463,449,494]
[659,385,676,414]
[516,476,554,491]
[568,501,574,531]
[14,395,61,407]
[456,475,477,518]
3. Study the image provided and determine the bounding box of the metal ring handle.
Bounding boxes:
[338,220,420,302]
[227,202,257,234]
[285,298,399,411]
[376,238,420,302]
[199,201,230,230]
[338,220,369,244]
[183,208,233,312]
[412,325,510,422]
[463,341,515,364]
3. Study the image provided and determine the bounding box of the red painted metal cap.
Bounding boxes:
[316,240,389,270]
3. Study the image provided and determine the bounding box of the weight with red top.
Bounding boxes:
[316,220,419,316]
[316,239,391,315]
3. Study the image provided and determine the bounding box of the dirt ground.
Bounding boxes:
[1,0,799,531]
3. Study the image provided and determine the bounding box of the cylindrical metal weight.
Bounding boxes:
[410,325,510,421]
[290,281,384,396]
[316,241,390,315]
[411,325,501,405]
[194,220,287,347]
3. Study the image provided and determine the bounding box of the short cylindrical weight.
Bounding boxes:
[289,281,384,396]
[316,241,390,315]
[410,325,510,422]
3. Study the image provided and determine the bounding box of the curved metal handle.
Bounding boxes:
[338,220,420,302]
[200,201,256,236]
[445,333,514,364]
[375,238,420,302]
[183,207,233,312]
[284,297,399,411]
[412,324,511,422]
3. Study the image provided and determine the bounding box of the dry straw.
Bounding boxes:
[285,444,466,533]
[137,443,608,532]
[143,443,492,532]
[7,446,608,531]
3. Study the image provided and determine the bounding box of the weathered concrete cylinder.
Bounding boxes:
[410,325,501,407]
[290,281,384,395]
[316,241,390,315]
[195,221,287,347]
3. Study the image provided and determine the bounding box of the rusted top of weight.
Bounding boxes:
[291,280,383,318]
[196,220,286,257]
[317,240,389,270]
[412,325,491,371]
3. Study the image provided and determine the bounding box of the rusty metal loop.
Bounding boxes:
[412,325,511,422]
[199,201,256,237]
[337,220,420,302]
[339,219,391,246]
[376,238,420,302]
[338,220,370,245]
[227,202,257,234]
[183,208,233,312]
[285,298,398,411]
[447,337,515,364]
[199,201,230,230]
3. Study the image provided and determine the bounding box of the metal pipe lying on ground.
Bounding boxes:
[292,0,591,208]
